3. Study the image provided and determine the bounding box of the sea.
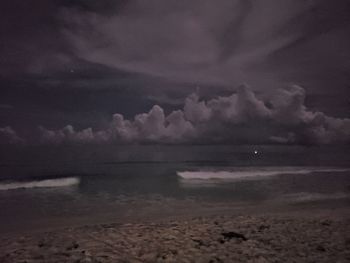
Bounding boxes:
[0,145,349,233]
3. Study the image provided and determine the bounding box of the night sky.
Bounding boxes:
[1,0,350,145]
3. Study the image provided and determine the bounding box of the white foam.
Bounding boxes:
[0,177,80,191]
[177,167,350,181]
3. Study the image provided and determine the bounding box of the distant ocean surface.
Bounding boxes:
[0,145,349,233]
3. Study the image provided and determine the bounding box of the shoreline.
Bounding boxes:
[1,197,349,236]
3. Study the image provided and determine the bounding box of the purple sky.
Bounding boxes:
[0,0,349,145]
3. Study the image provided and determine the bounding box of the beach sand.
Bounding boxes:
[0,208,349,263]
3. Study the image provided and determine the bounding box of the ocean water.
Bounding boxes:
[0,145,349,233]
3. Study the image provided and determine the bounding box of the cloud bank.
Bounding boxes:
[38,85,350,145]
[0,126,24,144]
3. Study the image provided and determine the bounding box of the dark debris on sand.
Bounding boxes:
[0,215,349,262]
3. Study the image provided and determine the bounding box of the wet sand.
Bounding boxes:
[0,207,349,263]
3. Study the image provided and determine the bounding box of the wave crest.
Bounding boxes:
[0,177,80,191]
[177,167,350,181]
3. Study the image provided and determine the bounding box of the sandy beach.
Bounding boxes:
[1,208,349,263]
[1,0,350,260]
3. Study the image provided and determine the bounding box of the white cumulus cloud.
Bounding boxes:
[0,126,24,144]
[38,84,350,145]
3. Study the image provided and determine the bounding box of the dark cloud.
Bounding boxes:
[61,0,296,86]
[0,0,69,76]
[0,104,13,110]
[60,0,350,92]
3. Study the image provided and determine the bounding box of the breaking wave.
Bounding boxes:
[0,177,80,191]
[177,167,350,181]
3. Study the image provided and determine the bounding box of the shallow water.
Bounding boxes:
[0,145,349,233]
